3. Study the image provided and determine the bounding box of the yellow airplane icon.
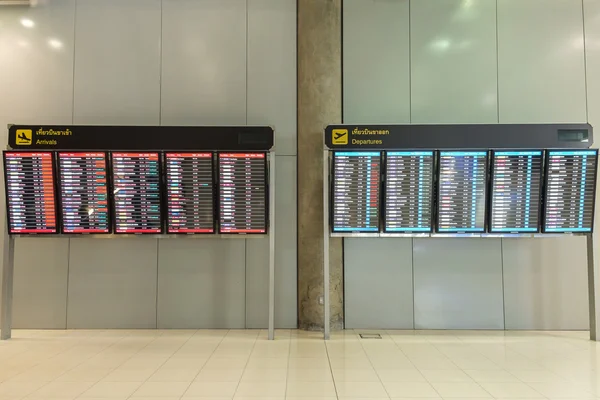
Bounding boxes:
[15,129,32,145]
[332,129,348,145]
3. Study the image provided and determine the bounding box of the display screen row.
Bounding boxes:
[331,149,598,234]
[3,151,269,235]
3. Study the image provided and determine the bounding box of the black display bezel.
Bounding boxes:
[487,149,544,234]
[109,151,164,235]
[542,148,599,234]
[164,151,216,235]
[435,150,489,234]
[2,151,59,235]
[382,150,434,234]
[216,151,269,235]
[330,151,382,234]
[56,151,112,235]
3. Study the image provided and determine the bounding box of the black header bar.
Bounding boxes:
[325,124,593,150]
[8,125,274,151]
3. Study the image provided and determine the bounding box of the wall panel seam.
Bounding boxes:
[582,0,590,122]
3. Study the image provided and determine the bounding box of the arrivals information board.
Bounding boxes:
[544,149,598,233]
[3,152,57,234]
[489,151,543,233]
[384,151,434,233]
[58,152,110,233]
[218,153,267,234]
[437,151,488,233]
[111,152,162,234]
[332,152,381,233]
[165,153,215,233]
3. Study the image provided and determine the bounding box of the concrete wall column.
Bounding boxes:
[297,0,343,330]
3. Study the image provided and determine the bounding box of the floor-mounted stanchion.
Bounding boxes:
[1,215,15,340]
[323,149,330,340]
[588,233,599,341]
[268,151,276,340]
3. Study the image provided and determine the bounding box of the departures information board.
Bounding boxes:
[384,151,434,232]
[218,153,267,234]
[489,151,542,233]
[437,151,488,233]
[332,152,381,233]
[3,152,58,234]
[58,152,110,233]
[166,153,215,233]
[111,152,162,233]
[544,149,598,233]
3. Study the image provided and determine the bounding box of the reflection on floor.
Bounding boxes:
[0,329,598,399]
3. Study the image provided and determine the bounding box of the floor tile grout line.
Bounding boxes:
[121,329,201,400]
[184,329,230,392]
[230,329,259,399]
[324,336,341,400]
[43,331,164,399]
[9,331,133,392]
[354,329,392,400]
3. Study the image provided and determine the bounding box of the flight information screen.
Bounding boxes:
[384,151,434,233]
[3,152,57,234]
[332,152,381,233]
[218,153,267,234]
[544,149,598,233]
[489,150,542,233]
[58,152,110,234]
[437,151,488,233]
[166,153,215,233]
[111,152,162,234]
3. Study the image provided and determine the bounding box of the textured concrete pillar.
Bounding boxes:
[297,0,343,331]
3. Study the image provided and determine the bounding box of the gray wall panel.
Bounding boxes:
[343,0,410,124]
[247,0,296,155]
[245,156,297,328]
[410,0,497,123]
[161,0,247,125]
[157,239,245,329]
[497,0,587,123]
[413,238,504,329]
[13,238,69,329]
[67,238,158,328]
[502,237,589,330]
[586,0,600,129]
[0,0,75,324]
[345,238,413,329]
[73,0,161,125]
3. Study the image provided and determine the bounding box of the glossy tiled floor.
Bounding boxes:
[0,330,600,400]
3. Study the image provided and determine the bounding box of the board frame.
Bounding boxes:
[487,149,544,234]
[330,151,382,235]
[57,151,112,235]
[382,150,435,234]
[435,150,489,234]
[217,151,269,235]
[2,151,59,235]
[164,152,216,235]
[542,148,599,234]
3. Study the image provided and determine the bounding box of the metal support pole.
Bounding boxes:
[1,218,15,340]
[323,150,330,340]
[588,233,599,340]
[268,151,276,340]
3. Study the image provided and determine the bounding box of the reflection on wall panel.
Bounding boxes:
[73,0,161,125]
[343,0,410,124]
[410,0,497,123]
[497,0,586,123]
[413,238,504,330]
[161,0,247,125]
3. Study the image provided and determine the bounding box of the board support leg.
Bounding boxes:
[323,150,330,340]
[268,151,276,340]
[588,233,599,341]
[1,218,15,340]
